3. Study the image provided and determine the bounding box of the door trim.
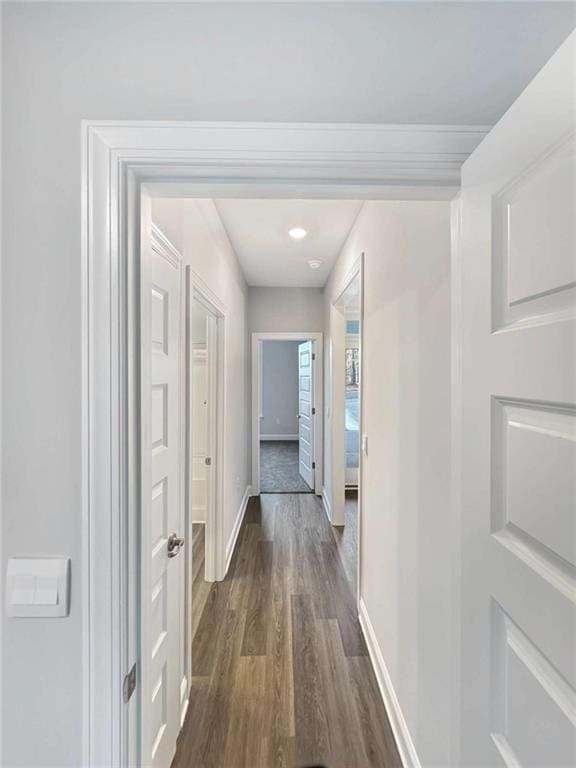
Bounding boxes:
[81,120,487,767]
[251,332,323,496]
[187,275,226,583]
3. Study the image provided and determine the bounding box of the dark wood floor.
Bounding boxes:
[172,493,401,768]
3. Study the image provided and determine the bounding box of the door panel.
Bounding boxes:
[298,341,315,490]
[141,203,183,768]
[458,36,575,768]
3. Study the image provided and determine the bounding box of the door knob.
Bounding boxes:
[167,533,185,558]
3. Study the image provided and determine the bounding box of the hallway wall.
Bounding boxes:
[325,200,452,766]
[248,286,324,334]
[261,341,300,439]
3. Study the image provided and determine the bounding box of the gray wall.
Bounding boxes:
[261,341,300,438]
[248,287,324,334]
[2,2,574,765]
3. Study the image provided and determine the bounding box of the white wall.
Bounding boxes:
[325,200,452,766]
[152,198,251,543]
[261,341,300,439]
[248,287,324,334]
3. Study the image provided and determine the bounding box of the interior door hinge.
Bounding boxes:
[312,407,316,415]
[312,461,316,469]
[312,353,316,360]
[123,662,137,704]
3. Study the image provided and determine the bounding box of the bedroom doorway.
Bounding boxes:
[251,332,323,496]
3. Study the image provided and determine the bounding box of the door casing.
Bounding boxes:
[81,120,488,768]
[186,276,226,583]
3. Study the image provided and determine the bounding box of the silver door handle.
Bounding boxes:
[167,533,185,558]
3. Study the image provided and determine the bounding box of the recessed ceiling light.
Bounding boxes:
[288,227,307,240]
[308,259,323,270]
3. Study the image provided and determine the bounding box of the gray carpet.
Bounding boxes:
[260,440,313,493]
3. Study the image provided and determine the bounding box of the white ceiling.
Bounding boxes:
[214,199,363,287]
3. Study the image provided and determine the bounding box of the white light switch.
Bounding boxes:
[34,576,59,605]
[6,558,70,617]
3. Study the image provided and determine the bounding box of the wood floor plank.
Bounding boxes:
[291,593,331,767]
[192,579,233,677]
[222,655,268,768]
[193,609,244,767]
[315,618,371,767]
[320,538,367,657]
[241,540,273,656]
[347,655,403,767]
[227,523,260,612]
[172,493,402,768]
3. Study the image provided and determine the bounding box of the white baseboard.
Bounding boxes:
[191,507,206,525]
[260,434,298,441]
[225,485,251,576]
[321,486,332,523]
[358,598,421,768]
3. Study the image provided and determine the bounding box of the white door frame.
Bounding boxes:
[187,273,226,583]
[329,257,364,605]
[252,332,323,496]
[81,120,487,767]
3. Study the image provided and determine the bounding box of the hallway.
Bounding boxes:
[172,493,400,768]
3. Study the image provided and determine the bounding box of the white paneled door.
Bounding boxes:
[458,38,575,767]
[298,341,315,490]
[141,199,186,768]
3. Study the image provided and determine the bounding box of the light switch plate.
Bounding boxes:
[6,558,70,618]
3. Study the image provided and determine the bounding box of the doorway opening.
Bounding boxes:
[187,288,224,584]
[81,119,476,767]
[345,319,360,489]
[259,339,315,493]
[251,332,323,497]
[331,266,363,600]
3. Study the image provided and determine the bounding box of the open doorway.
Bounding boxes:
[252,332,323,496]
[82,118,489,768]
[186,280,225,585]
[259,339,314,493]
[345,318,360,489]
[331,267,363,598]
